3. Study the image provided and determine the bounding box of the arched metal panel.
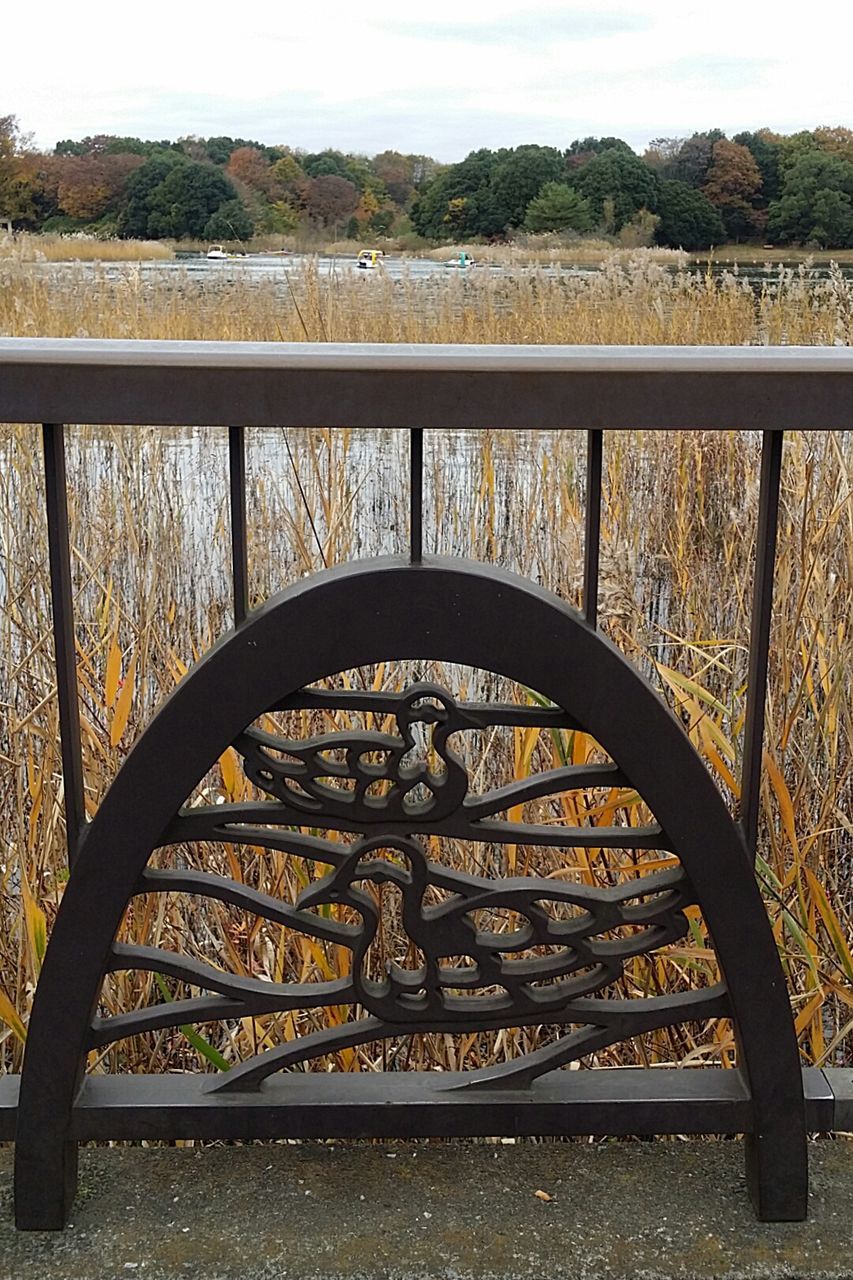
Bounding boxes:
[15,558,806,1227]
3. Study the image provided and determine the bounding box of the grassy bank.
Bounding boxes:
[695,244,853,265]
[5,229,853,269]
[2,252,852,345]
[423,241,690,266]
[0,232,174,262]
[0,257,850,1084]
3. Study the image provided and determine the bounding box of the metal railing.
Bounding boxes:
[5,339,852,868]
[1,338,851,1230]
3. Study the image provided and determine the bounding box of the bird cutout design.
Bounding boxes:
[234,682,652,849]
[95,682,730,1093]
[294,833,693,1025]
[236,684,472,822]
[184,829,727,1096]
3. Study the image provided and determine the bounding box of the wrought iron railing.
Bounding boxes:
[0,339,851,1230]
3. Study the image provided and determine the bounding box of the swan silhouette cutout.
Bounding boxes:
[295,834,693,1024]
[238,683,472,821]
[235,682,647,848]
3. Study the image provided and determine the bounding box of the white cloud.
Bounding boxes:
[7,0,853,157]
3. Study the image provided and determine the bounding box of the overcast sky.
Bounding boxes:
[8,0,853,159]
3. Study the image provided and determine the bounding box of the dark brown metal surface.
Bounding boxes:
[7,341,831,1233]
[15,558,807,1228]
[410,427,423,563]
[42,424,86,864]
[228,424,249,624]
[740,431,784,859]
[583,429,603,627]
[2,340,852,429]
[2,1067,845,1142]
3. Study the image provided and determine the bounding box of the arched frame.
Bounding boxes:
[15,558,807,1227]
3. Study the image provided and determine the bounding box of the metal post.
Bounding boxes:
[228,425,249,624]
[583,430,603,627]
[42,424,86,864]
[410,428,423,564]
[740,430,784,861]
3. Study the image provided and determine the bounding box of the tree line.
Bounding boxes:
[2,115,853,250]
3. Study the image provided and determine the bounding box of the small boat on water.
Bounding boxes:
[206,245,247,260]
[357,249,384,270]
[446,251,476,269]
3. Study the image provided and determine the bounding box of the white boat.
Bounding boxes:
[446,251,476,269]
[206,245,247,260]
[357,249,384,270]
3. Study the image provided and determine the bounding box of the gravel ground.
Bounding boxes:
[0,1140,851,1280]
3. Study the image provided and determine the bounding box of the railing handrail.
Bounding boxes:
[3,337,853,372]
[2,339,852,429]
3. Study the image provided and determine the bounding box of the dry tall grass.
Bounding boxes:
[423,241,690,267]
[0,256,850,1083]
[2,252,851,345]
[0,232,173,263]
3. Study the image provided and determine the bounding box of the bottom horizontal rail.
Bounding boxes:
[0,1067,847,1142]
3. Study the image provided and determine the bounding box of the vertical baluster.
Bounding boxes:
[410,427,423,564]
[583,429,603,627]
[228,425,248,624]
[42,424,86,865]
[740,430,784,861]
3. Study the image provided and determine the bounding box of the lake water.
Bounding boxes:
[24,251,853,292]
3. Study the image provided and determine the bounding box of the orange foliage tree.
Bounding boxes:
[702,140,762,240]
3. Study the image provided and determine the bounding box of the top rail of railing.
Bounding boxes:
[1,339,852,429]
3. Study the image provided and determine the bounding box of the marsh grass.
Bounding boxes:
[424,241,690,267]
[0,233,173,263]
[2,252,851,346]
[0,256,851,1083]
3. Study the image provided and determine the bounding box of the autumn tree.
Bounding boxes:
[175,135,210,163]
[353,187,381,226]
[812,125,853,163]
[371,150,417,206]
[410,155,442,190]
[702,139,762,240]
[54,152,144,221]
[0,115,38,226]
[270,153,307,202]
[730,130,780,206]
[303,174,359,227]
[643,137,684,176]
[200,136,267,165]
[669,130,725,187]
[226,147,277,196]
